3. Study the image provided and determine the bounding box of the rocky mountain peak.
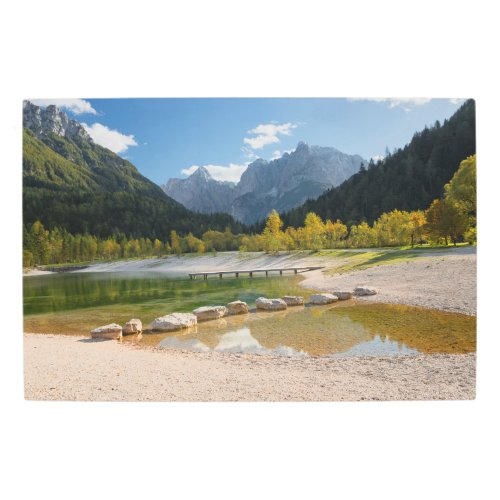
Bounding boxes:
[163,141,367,223]
[295,141,309,152]
[23,100,91,142]
[190,166,212,181]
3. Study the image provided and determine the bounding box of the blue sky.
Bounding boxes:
[32,98,466,185]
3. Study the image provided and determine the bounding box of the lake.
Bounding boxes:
[23,271,476,357]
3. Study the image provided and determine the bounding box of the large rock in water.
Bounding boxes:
[282,296,304,306]
[151,313,197,331]
[309,293,339,305]
[193,305,228,322]
[330,291,353,300]
[123,318,143,335]
[255,297,287,311]
[354,286,377,296]
[226,300,249,315]
[91,323,123,340]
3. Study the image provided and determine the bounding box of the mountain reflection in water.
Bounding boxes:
[154,304,475,357]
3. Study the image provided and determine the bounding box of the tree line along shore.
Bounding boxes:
[23,155,476,268]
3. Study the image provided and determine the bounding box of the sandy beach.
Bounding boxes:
[23,246,476,401]
[24,334,475,401]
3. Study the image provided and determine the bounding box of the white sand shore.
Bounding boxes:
[24,334,475,401]
[301,249,477,316]
[23,268,54,276]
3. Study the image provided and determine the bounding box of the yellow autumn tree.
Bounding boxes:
[348,221,375,248]
[170,230,182,255]
[324,219,348,248]
[262,209,284,253]
[408,210,426,247]
[304,212,325,250]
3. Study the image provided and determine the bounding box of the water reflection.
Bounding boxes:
[23,271,306,317]
[154,303,475,357]
[24,271,476,358]
[331,335,419,357]
[159,327,307,357]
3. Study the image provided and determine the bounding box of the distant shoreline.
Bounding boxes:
[24,246,476,316]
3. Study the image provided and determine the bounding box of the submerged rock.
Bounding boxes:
[255,297,287,311]
[123,318,143,335]
[282,295,304,306]
[309,293,339,305]
[354,286,377,296]
[330,291,353,300]
[226,300,250,315]
[193,305,228,321]
[91,323,123,340]
[151,313,197,331]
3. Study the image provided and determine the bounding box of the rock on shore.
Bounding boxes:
[354,286,377,296]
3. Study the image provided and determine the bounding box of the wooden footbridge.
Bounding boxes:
[188,266,324,280]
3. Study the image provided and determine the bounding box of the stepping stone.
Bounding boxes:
[309,293,339,305]
[151,313,197,331]
[226,300,250,315]
[255,297,287,311]
[193,305,228,321]
[91,323,122,340]
[282,295,304,306]
[123,318,143,335]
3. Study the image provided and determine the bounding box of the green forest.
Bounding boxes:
[23,128,244,240]
[279,99,475,228]
[24,154,476,267]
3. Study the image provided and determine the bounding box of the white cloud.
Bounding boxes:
[270,148,294,160]
[181,163,249,183]
[449,98,466,105]
[371,154,385,163]
[349,97,432,110]
[31,98,98,115]
[241,146,258,159]
[243,122,297,150]
[81,122,138,154]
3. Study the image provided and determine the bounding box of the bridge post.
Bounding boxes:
[219,273,222,279]
[250,272,253,278]
[280,270,283,275]
[236,272,239,278]
[294,269,297,274]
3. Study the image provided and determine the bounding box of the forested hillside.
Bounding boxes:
[280,99,476,228]
[23,128,243,240]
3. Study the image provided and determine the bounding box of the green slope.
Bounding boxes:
[23,128,242,239]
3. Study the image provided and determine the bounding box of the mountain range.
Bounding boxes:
[282,99,476,228]
[22,99,476,240]
[22,101,242,239]
[163,142,366,224]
